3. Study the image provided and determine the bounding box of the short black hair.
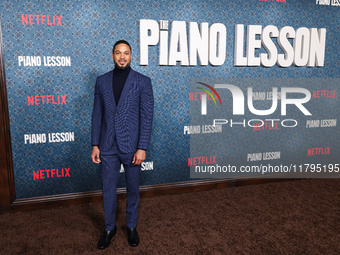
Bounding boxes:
[112,40,131,53]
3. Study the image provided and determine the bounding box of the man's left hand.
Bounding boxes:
[132,149,146,165]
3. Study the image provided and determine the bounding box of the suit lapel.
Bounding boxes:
[105,70,116,108]
[117,69,135,109]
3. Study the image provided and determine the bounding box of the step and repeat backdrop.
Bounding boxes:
[1,0,339,198]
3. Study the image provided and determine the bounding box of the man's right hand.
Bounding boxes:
[91,146,101,164]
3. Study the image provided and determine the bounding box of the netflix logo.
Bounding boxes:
[188,156,217,166]
[307,147,331,156]
[33,168,70,180]
[21,14,62,26]
[27,95,67,106]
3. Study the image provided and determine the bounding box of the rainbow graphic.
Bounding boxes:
[196,82,223,106]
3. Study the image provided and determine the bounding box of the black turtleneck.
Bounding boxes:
[112,65,131,105]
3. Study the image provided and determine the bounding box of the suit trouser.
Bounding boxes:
[100,146,141,231]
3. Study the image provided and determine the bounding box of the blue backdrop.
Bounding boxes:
[1,0,339,198]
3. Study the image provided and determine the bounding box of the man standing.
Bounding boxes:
[91,40,154,249]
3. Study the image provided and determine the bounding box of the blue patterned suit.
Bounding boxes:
[91,68,154,230]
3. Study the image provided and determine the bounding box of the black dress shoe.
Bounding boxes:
[127,227,140,247]
[97,227,117,250]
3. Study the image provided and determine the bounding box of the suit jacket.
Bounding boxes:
[91,68,154,154]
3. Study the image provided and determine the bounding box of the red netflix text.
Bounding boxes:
[27,95,67,106]
[188,156,216,166]
[33,168,70,180]
[312,90,336,98]
[253,122,279,131]
[307,147,331,156]
[189,92,214,101]
[22,14,63,26]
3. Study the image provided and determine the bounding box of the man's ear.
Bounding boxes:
[112,53,114,59]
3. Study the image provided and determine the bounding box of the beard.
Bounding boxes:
[114,61,130,70]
